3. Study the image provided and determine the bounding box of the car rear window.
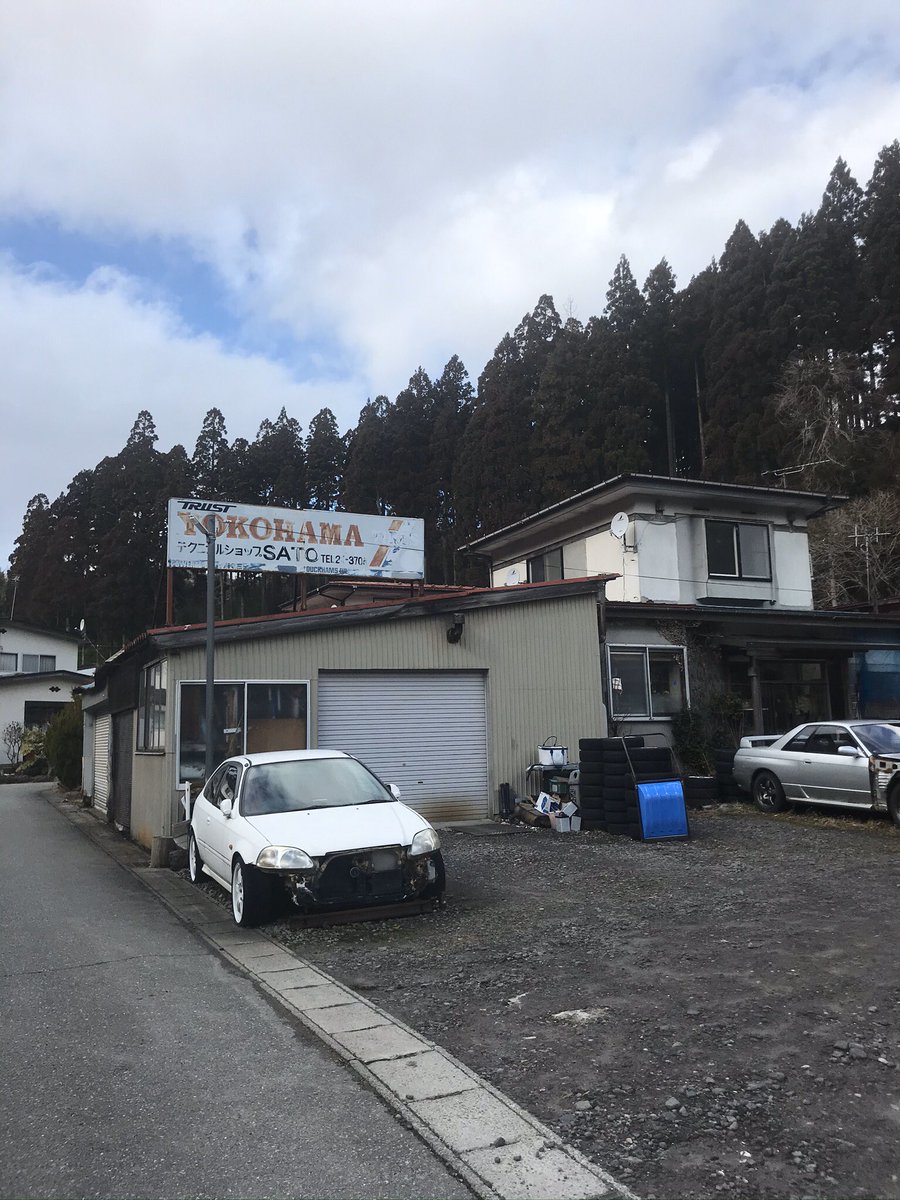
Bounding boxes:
[241,758,393,815]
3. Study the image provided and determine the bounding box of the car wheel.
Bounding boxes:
[887,781,900,830]
[188,831,203,884]
[231,858,270,927]
[752,770,788,813]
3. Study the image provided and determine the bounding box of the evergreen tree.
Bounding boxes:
[382,368,435,520]
[249,408,307,507]
[305,408,345,510]
[8,494,53,626]
[342,397,390,514]
[192,408,230,498]
[862,141,900,402]
[430,356,473,582]
[642,259,678,473]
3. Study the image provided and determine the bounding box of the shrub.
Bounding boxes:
[2,720,24,767]
[44,699,83,789]
[671,692,744,774]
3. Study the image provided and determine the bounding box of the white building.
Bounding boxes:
[0,621,89,766]
[462,475,900,738]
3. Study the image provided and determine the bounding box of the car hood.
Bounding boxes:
[243,800,431,857]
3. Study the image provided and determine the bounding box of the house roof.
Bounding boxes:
[0,620,81,644]
[604,599,900,650]
[0,669,89,688]
[459,473,846,557]
[90,576,614,683]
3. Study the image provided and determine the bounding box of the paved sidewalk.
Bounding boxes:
[51,792,635,1200]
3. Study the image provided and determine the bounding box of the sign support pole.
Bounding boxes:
[204,517,216,783]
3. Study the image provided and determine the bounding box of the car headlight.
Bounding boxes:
[256,846,315,871]
[409,828,440,856]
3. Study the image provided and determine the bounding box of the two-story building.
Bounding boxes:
[461,474,900,739]
[0,621,89,766]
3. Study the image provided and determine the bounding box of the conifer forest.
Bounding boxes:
[5,145,900,657]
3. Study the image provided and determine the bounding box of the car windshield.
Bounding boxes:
[240,757,393,816]
[853,724,900,755]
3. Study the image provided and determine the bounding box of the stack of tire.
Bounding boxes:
[578,737,676,839]
[714,747,742,803]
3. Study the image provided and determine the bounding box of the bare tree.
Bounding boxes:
[2,720,24,767]
[809,491,900,609]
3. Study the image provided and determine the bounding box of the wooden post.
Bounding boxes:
[165,568,174,626]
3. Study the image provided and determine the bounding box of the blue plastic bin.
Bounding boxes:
[635,779,690,840]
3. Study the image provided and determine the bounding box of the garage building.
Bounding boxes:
[82,578,611,853]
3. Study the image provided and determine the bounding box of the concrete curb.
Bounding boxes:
[47,789,637,1200]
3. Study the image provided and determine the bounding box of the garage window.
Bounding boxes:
[608,646,687,719]
[177,681,309,782]
[137,660,167,751]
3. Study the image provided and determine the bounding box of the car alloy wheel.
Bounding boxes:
[188,833,202,884]
[752,770,787,813]
[232,860,246,924]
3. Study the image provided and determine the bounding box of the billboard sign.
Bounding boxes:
[167,498,425,579]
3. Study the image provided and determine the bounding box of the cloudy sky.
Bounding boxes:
[2,0,899,567]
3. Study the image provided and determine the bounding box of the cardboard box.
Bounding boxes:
[562,800,578,817]
[535,791,560,815]
[550,814,572,832]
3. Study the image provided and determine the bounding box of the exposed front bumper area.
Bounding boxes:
[872,756,900,812]
[274,844,442,910]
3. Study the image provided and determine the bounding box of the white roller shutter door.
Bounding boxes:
[317,671,489,823]
[93,714,111,815]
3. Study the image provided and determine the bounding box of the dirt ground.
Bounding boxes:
[200,804,900,1200]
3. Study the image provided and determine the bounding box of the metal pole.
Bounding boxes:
[204,517,216,783]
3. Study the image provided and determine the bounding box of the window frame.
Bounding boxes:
[705,519,772,582]
[527,545,565,583]
[22,653,56,674]
[0,652,17,672]
[606,643,689,720]
[176,679,311,783]
[136,659,167,753]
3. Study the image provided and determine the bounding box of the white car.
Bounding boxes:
[188,749,445,926]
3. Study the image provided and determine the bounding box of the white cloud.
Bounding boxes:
[0,262,359,563]
[1,0,899,563]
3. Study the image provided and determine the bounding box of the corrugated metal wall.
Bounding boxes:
[135,592,605,846]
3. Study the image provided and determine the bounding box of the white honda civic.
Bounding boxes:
[188,748,445,926]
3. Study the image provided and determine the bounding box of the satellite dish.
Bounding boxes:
[610,512,629,540]
[505,567,521,586]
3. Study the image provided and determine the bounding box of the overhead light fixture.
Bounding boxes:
[446,612,465,644]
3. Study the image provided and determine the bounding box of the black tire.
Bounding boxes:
[887,781,900,830]
[603,786,637,803]
[578,784,604,799]
[231,857,272,927]
[577,769,607,784]
[581,818,607,831]
[188,831,203,884]
[579,736,644,751]
[751,770,788,814]
[578,806,606,820]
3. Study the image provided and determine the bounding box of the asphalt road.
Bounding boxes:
[0,784,473,1200]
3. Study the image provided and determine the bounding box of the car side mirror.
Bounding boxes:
[837,746,862,758]
[220,797,234,817]
[389,783,401,800]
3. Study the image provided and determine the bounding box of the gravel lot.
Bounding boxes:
[194,804,900,1200]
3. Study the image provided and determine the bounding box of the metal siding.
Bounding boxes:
[139,591,604,838]
[318,671,489,823]
[93,714,111,813]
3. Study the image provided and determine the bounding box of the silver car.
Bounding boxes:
[733,720,900,826]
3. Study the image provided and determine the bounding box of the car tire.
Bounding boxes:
[752,770,788,814]
[188,831,203,884]
[231,858,271,927]
[887,781,900,829]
